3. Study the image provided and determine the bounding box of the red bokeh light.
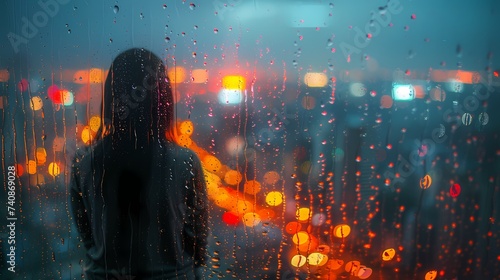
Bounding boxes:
[222,212,239,226]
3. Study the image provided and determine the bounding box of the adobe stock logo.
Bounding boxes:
[7,0,72,53]
[339,0,403,60]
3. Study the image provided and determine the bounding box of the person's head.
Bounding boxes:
[97,48,175,147]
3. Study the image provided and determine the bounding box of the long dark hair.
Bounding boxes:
[95,48,176,148]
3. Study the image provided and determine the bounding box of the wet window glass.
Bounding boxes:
[1,0,500,279]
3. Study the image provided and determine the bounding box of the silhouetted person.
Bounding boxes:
[70,48,208,279]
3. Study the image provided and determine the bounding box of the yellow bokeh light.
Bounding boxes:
[265,191,283,206]
[48,162,61,177]
[332,224,351,238]
[202,155,221,173]
[30,96,43,111]
[236,200,255,214]
[167,67,187,84]
[204,170,221,192]
[263,171,280,185]
[222,75,246,90]
[89,116,101,132]
[296,207,311,222]
[382,248,396,261]
[213,190,232,209]
[242,212,261,227]
[307,252,328,266]
[224,170,242,186]
[304,72,328,87]
[290,255,307,268]
[178,120,194,136]
[244,180,261,195]
[27,160,37,174]
[176,134,192,148]
[73,68,105,84]
[292,231,310,245]
[81,126,94,145]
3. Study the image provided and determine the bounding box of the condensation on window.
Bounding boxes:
[1,0,500,279]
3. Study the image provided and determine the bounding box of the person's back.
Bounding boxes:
[70,48,208,279]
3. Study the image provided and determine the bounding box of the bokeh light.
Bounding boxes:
[285,221,302,235]
[191,68,208,83]
[292,231,310,245]
[218,89,243,105]
[222,212,239,226]
[425,270,438,280]
[301,96,316,110]
[242,212,261,227]
[30,96,43,111]
[263,171,280,185]
[88,116,101,132]
[202,155,222,173]
[73,68,105,84]
[332,224,351,238]
[380,95,394,108]
[27,160,37,175]
[296,207,311,222]
[0,69,9,82]
[167,66,187,83]
[349,82,367,97]
[17,79,29,92]
[382,248,396,261]
[36,147,47,165]
[265,191,283,206]
[307,252,328,266]
[304,72,328,87]
[222,75,246,90]
[178,120,194,136]
[225,136,245,157]
[223,169,242,186]
[290,255,307,268]
[48,162,61,177]
[244,180,262,195]
[81,126,94,145]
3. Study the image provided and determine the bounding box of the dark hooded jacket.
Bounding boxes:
[70,48,208,279]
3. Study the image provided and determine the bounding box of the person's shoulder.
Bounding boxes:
[161,141,201,162]
[71,139,105,166]
[72,146,89,165]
